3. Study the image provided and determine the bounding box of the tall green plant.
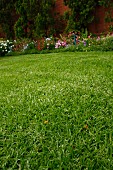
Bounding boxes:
[64,0,113,32]
[0,0,56,39]
[14,0,56,38]
[64,0,97,32]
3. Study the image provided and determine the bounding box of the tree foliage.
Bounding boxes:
[64,0,113,32]
[98,0,113,7]
[0,0,56,39]
[14,0,56,38]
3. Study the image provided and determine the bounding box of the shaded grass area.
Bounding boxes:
[0,52,113,169]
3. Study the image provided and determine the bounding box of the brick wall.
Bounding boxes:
[88,6,113,34]
[54,0,69,15]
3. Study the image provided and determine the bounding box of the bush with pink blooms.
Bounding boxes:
[55,40,67,48]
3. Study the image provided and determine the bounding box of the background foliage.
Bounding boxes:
[0,0,113,39]
[0,0,56,39]
[64,0,113,32]
[14,0,56,38]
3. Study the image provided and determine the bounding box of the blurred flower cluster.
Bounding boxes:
[55,40,67,48]
[13,39,37,52]
[0,40,14,56]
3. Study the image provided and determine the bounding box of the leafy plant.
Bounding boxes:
[0,0,56,39]
[64,0,113,32]
[14,0,56,38]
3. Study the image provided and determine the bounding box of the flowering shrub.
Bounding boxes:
[13,39,37,52]
[55,40,67,49]
[44,37,55,50]
[22,41,37,51]
[0,40,14,56]
[54,34,70,49]
[70,33,113,52]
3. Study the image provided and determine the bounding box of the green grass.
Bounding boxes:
[0,52,113,169]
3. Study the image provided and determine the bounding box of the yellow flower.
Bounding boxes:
[44,120,48,124]
[84,124,88,129]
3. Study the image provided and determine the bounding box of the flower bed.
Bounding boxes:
[43,33,113,52]
[1,32,113,56]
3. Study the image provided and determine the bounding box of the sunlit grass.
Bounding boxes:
[0,52,113,169]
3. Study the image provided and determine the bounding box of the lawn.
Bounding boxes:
[0,52,113,169]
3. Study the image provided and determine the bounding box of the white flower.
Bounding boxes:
[46,38,51,41]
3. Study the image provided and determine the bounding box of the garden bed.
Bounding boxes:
[1,33,113,57]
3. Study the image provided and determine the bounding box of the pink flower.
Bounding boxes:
[97,36,100,40]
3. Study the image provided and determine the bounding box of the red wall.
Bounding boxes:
[54,0,69,15]
[88,6,113,34]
